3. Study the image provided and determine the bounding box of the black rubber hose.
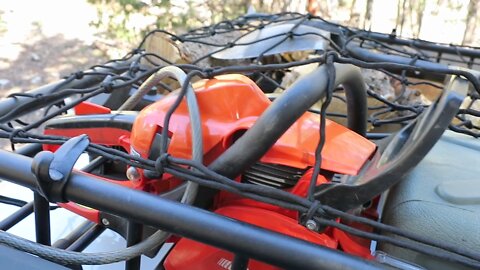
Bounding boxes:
[207,63,366,181]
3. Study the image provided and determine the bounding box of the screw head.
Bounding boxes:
[305,219,318,231]
[126,166,141,183]
[101,218,110,226]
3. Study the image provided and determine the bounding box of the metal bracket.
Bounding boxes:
[31,135,90,203]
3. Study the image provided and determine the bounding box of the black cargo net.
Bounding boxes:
[1,12,480,268]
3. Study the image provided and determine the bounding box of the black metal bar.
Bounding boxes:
[34,192,51,245]
[81,156,106,173]
[66,224,105,252]
[0,144,41,231]
[436,52,442,63]
[346,42,451,72]
[53,221,97,270]
[0,201,34,231]
[366,133,391,140]
[53,221,95,249]
[345,42,480,85]
[0,150,381,270]
[125,221,143,270]
[14,143,43,157]
[232,254,249,270]
[361,31,480,58]
[0,194,27,207]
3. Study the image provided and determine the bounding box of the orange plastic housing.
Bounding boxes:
[45,74,377,266]
[164,205,338,270]
[130,74,376,176]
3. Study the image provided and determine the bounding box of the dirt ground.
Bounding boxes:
[0,1,121,149]
[0,1,113,95]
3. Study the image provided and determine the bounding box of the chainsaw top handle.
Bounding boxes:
[194,63,367,207]
[209,63,367,180]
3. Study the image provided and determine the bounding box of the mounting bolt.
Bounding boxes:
[305,220,318,231]
[126,166,141,183]
[101,218,110,226]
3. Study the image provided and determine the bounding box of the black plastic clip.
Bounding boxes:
[389,28,397,39]
[31,135,90,203]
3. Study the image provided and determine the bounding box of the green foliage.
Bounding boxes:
[88,0,248,44]
[0,11,6,35]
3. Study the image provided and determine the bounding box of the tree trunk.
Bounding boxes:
[363,0,374,29]
[463,0,480,45]
[348,0,358,26]
[395,0,402,30]
[398,0,407,36]
[415,0,426,38]
[350,0,357,16]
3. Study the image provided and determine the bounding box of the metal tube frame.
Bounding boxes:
[33,192,51,245]
[65,224,105,252]
[311,20,480,60]
[232,254,249,270]
[53,221,96,250]
[360,31,480,59]
[125,221,143,270]
[0,201,34,231]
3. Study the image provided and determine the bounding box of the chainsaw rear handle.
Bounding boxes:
[209,63,367,180]
[0,148,382,270]
[315,75,469,212]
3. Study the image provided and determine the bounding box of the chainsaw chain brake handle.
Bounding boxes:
[31,134,90,203]
[315,75,469,212]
